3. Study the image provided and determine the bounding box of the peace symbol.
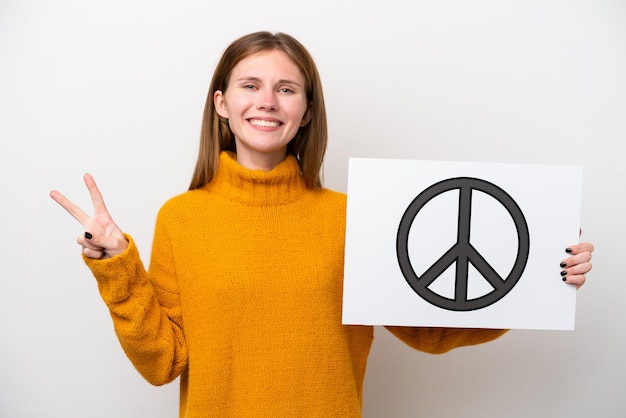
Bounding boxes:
[396,177,530,311]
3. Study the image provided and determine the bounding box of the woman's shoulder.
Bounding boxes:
[157,188,208,216]
[303,188,347,218]
[311,187,347,205]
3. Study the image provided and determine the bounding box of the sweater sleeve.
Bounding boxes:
[84,230,187,386]
[384,326,508,354]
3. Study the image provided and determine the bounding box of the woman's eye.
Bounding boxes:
[279,87,294,94]
[243,84,255,90]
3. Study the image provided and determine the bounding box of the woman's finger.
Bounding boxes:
[563,273,586,289]
[49,189,90,226]
[565,261,593,276]
[83,173,111,217]
[560,251,592,268]
[82,246,107,259]
[77,233,109,259]
[565,242,595,255]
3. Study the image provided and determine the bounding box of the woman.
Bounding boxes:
[50,31,594,418]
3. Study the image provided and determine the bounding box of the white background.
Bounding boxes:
[1,0,624,417]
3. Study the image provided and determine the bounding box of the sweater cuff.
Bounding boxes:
[83,234,144,305]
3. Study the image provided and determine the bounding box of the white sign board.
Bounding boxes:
[342,158,582,330]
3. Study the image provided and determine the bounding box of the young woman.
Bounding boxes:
[50,31,594,417]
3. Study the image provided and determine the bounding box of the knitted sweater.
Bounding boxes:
[85,151,506,418]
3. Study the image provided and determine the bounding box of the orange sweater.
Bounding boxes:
[85,151,506,417]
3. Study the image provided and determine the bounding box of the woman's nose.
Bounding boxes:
[257,89,278,111]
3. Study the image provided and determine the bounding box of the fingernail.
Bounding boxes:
[85,232,93,240]
[562,277,567,282]
[560,270,567,276]
[560,262,567,268]
[565,248,572,253]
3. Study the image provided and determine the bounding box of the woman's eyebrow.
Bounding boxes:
[236,76,302,88]
[277,79,303,88]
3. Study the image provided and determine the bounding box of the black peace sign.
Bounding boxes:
[396,177,530,311]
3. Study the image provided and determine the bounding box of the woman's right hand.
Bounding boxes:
[50,174,128,259]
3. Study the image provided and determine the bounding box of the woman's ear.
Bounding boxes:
[214,90,228,119]
[300,102,313,127]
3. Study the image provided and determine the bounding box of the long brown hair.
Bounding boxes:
[189,31,328,190]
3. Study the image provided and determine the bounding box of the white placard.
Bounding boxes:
[342,158,582,330]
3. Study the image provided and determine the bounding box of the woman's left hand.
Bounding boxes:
[560,241,594,289]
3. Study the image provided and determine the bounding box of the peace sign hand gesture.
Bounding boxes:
[50,174,128,260]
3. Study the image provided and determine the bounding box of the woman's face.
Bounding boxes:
[214,49,311,170]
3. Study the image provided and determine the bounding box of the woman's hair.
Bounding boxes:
[189,31,328,190]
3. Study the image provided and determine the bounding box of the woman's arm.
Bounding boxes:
[51,174,188,385]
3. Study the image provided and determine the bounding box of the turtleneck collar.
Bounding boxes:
[204,151,308,206]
